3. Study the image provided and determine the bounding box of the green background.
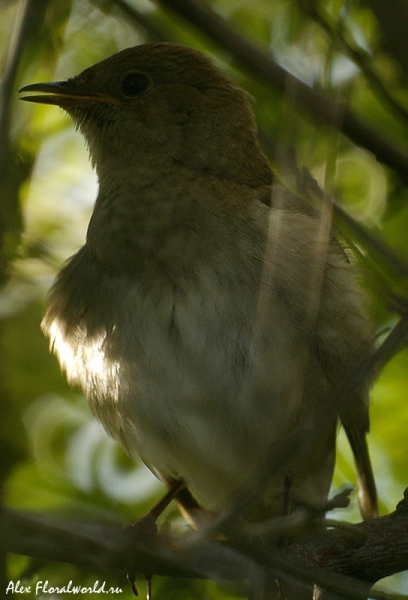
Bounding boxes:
[1,0,408,597]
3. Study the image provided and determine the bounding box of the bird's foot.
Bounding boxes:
[125,513,157,597]
[124,479,186,597]
[126,571,152,599]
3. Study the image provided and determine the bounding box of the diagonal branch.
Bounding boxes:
[366,0,408,82]
[152,0,408,180]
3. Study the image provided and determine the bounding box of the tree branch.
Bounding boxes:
[2,492,408,598]
[366,0,408,82]
[287,490,408,585]
[153,0,408,180]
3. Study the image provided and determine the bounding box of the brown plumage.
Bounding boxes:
[20,43,377,522]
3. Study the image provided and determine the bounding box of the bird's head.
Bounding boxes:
[20,43,271,187]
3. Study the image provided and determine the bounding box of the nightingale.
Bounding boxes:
[20,42,377,523]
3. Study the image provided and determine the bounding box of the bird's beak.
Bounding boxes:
[19,81,118,107]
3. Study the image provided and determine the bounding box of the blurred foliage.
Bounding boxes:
[2,0,408,597]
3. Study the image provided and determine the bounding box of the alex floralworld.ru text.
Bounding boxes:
[6,580,123,594]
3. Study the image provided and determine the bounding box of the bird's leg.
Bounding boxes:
[150,477,187,520]
[126,478,186,597]
[126,477,186,541]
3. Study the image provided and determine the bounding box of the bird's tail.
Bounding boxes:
[343,419,378,520]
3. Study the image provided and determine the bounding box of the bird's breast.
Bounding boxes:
[42,242,262,468]
[42,208,352,514]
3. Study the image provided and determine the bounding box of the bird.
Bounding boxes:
[19,42,377,525]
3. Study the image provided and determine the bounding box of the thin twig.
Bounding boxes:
[94,0,167,41]
[305,5,408,127]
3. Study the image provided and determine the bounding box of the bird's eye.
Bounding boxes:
[121,72,151,98]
